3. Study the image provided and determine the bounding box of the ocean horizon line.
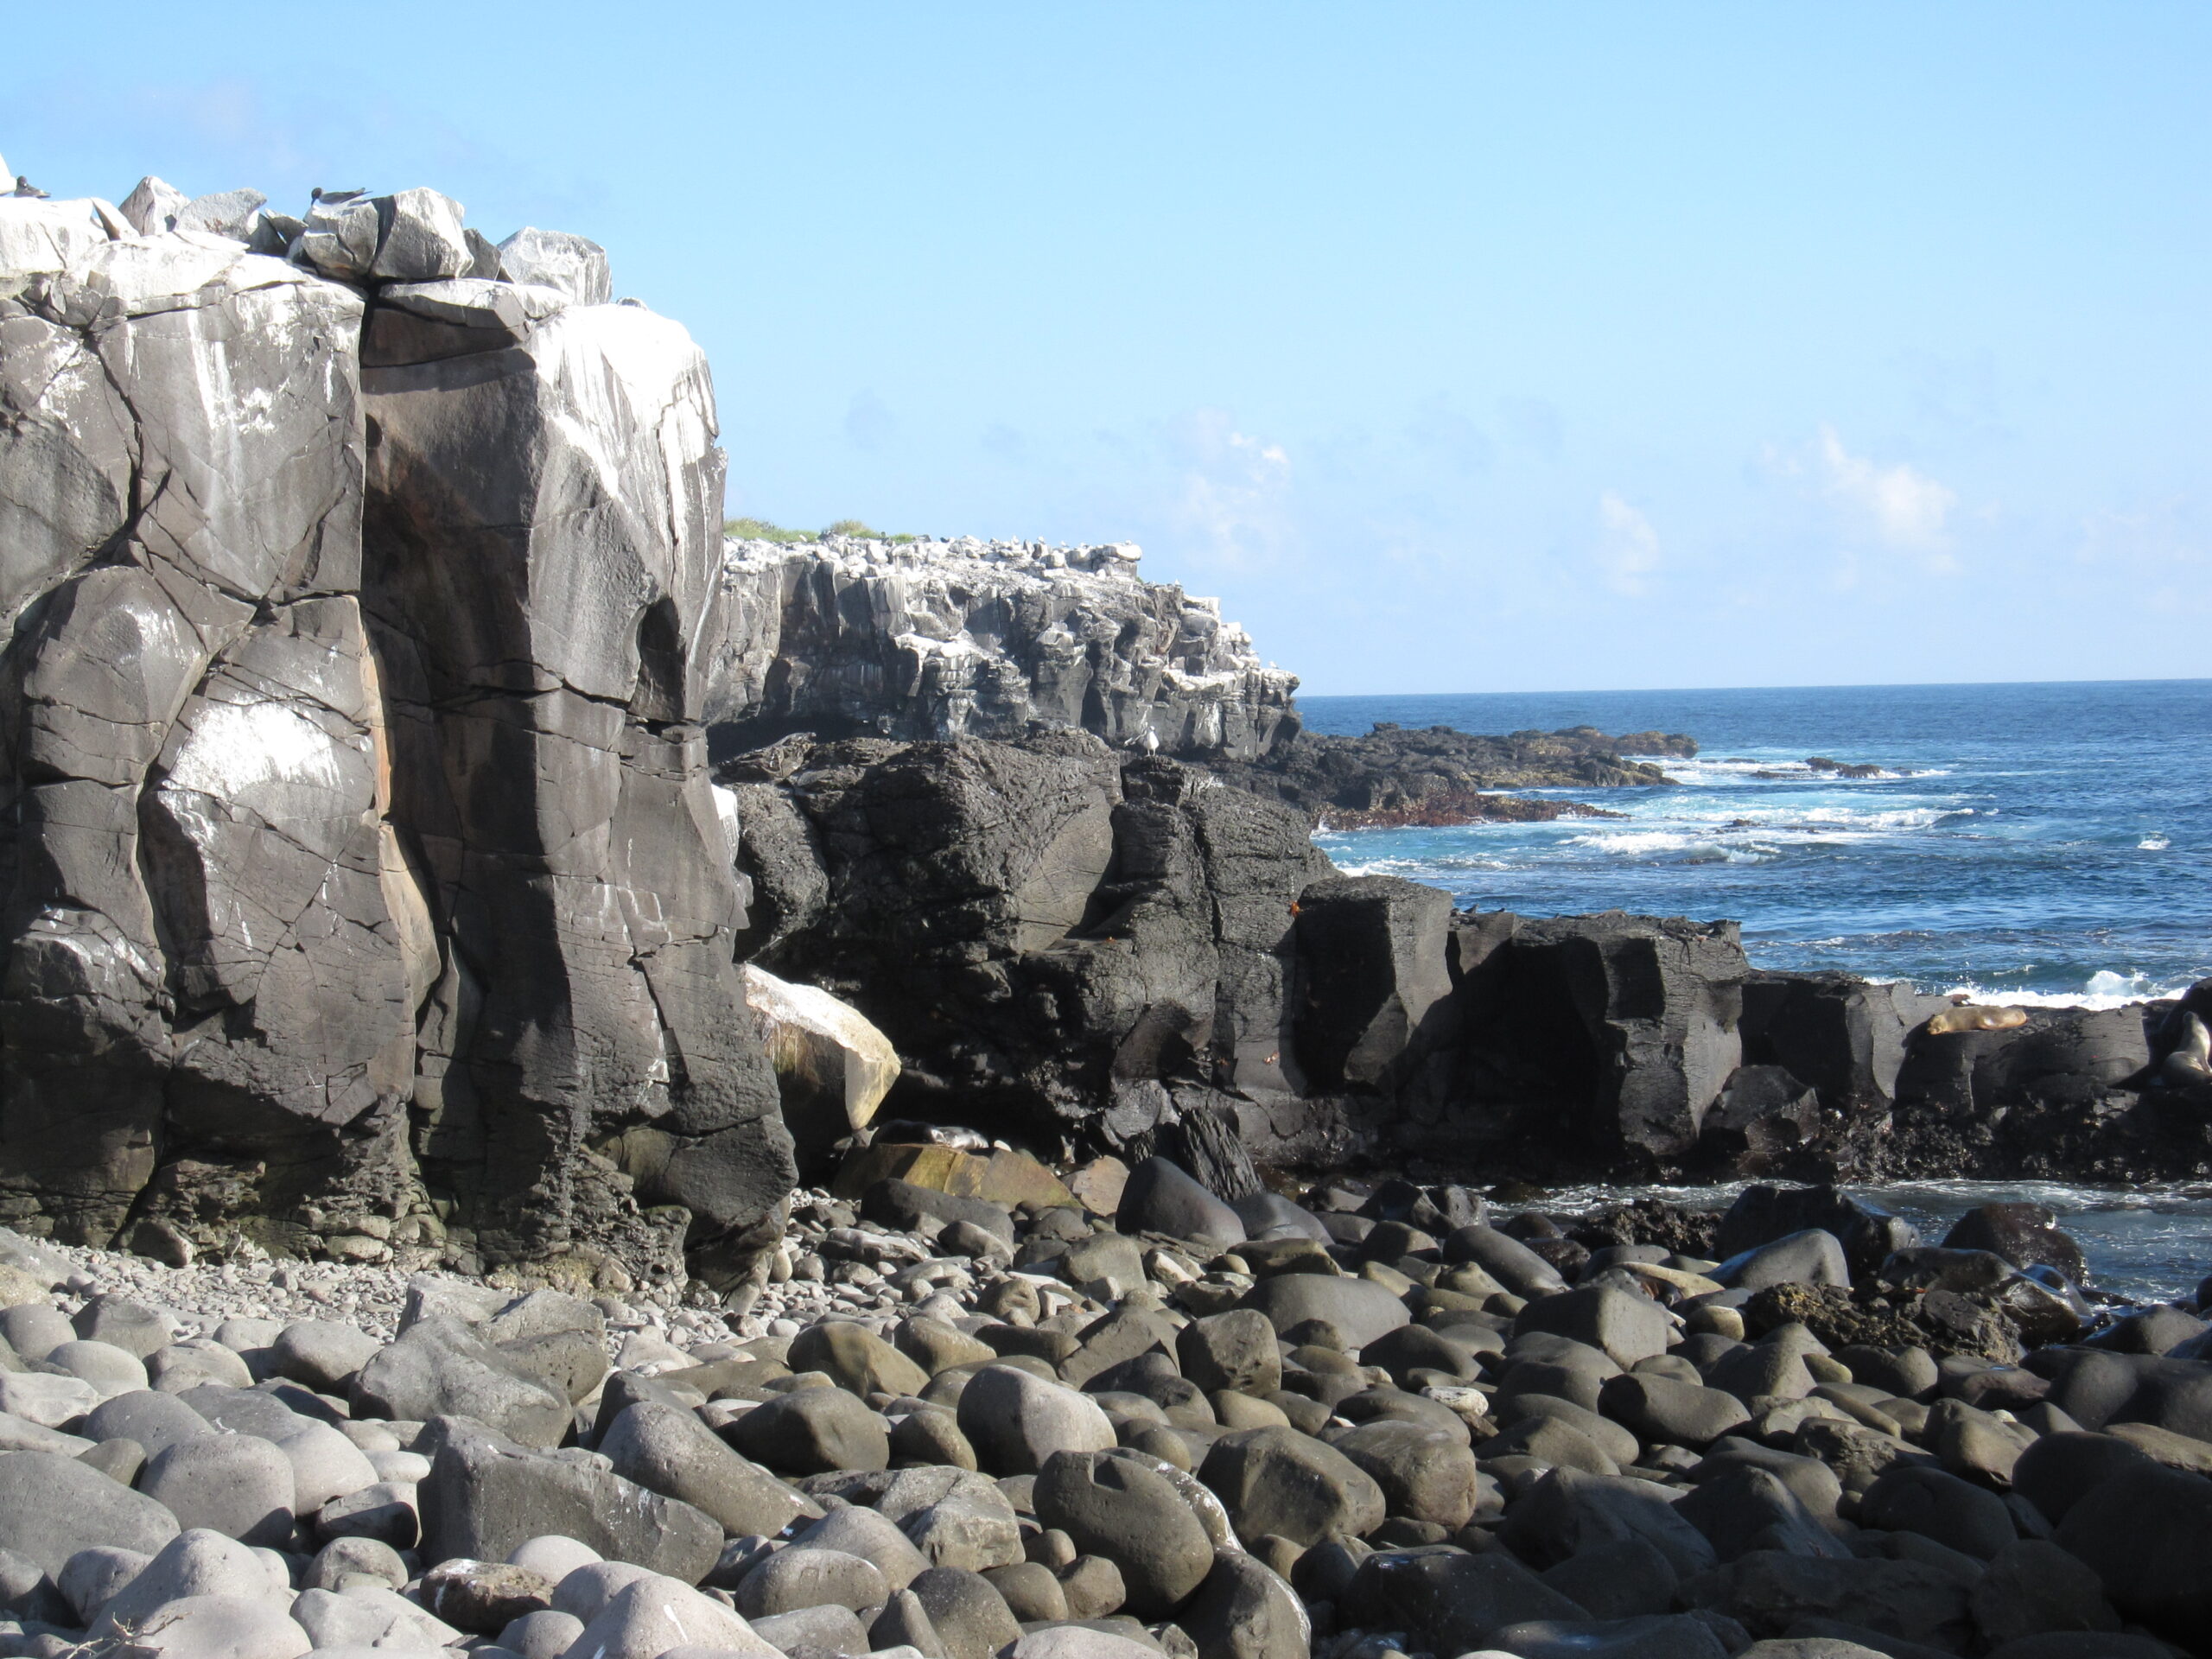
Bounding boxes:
[1297,673,2212,702]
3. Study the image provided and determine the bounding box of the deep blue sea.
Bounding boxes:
[1302,679,2212,1007]
[1300,680,2212,1300]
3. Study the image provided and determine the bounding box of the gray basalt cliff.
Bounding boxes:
[707,534,1300,762]
[0,184,791,1290]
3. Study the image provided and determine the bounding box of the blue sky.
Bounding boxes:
[7,4,2208,693]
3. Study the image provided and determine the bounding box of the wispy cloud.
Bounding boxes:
[1166,409,1292,569]
[1597,491,1661,594]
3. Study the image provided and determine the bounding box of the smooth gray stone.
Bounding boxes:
[0,1451,179,1575]
[735,1546,887,1618]
[1033,1451,1212,1618]
[417,1416,720,1583]
[1116,1159,1246,1249]
[352,1319,569,1449]
[1715,1230,1853,1291]
[89,1529,277,1637]
[954,1366,1113,1478]
[601,1401,810,1537]
[1239,1275,1409,1351]
[139,1434,296,1548]
[271,1321,380,1394]
[1446,1224,1569,1300]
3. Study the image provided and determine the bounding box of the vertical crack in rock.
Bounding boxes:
[360,276,791,1289]
[3,201,792,1281]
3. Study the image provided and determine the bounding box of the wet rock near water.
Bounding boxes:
[1201,722,1690,830]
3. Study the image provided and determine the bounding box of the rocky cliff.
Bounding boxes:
[706,533,1300,762]
[6,175,2200,1303]
[0,181,793,1289]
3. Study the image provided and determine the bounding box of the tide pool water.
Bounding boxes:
[1303,679,2212,1004]
[1530,1179,2212,1305]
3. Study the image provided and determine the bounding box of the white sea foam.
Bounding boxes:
[1935,969,2191,1011]
[2140,835,2171,851]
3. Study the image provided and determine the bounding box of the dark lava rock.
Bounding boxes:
[1743,1284,2021,1365]
[2050,1458,2212,1643]
[1341,1546,1590,1654]
[1715,1186,1919,1282]
[1941,1203,2087,1281]
[1033,1451,1213,1618]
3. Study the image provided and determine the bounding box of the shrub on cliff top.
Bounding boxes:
[726,516,916,543]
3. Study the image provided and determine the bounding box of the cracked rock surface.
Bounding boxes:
[0,185,792,1286]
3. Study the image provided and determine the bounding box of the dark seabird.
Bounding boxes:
[10,175,50,199]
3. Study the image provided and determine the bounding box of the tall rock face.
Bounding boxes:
[361,286,791,1286]
[724,736,1332,1143]
[707,537,1300,762]
[0,232,399,1245]
[0,191,792,1284]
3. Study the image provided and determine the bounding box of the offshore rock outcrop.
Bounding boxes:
[708,534,1300,762]
[0,181,792,1287]
[1208,721,1691,829]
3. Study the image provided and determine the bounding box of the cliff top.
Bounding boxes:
[725,531,1167,591]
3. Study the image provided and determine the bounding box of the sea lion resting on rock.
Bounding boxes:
[1926,1002,2029,1036]
[2162,1011,2212,1086]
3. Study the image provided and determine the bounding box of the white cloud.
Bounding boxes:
[1811,425,1956,554]
[1597,491,1660,594]
[1168,410,1292,569]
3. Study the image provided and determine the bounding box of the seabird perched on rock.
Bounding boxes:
[310,187,365,204]
[10,175,49,199]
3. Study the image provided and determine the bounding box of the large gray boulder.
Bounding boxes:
[1033,1450,1214,1618]
[496,227,613,305]
[295,188,470,282]
[955,1365,1115,1477]
[351,1318,569,1447]
[139,1434,296,1547]
[597,1400,812,1536]
[1238,1273,1409,1350]
[563,1575,779,1659]
[0,1451,179,1575]
[416,1417,721,1581]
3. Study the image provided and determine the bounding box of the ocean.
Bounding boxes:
[1300,679,2212,1300]
[1302,679,2212,1007]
